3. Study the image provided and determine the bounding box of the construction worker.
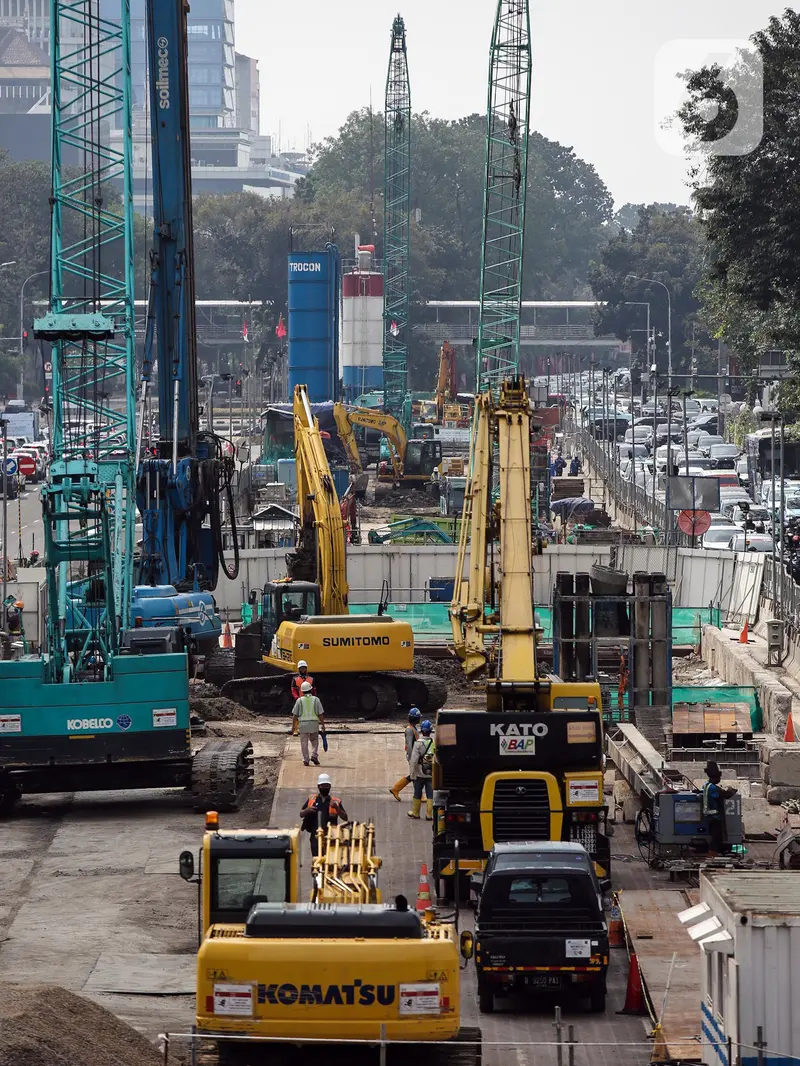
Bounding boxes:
[702,760,737,855]
[408,719,435,821]
[291,659,315,700]
[291,680,326,766]
[301,773,348,856]
[568,454,582,476]
[389,708,421,801]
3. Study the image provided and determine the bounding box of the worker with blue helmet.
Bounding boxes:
[408,718,435,820]
[389,707,422,802]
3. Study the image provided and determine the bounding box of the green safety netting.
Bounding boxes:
[604,685,761,730]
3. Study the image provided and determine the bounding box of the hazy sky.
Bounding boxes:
[234,0,787,208]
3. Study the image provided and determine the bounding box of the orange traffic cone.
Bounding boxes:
[739,619,749,644]
[222,621,233,649]
[785,713,796,743]
[415,863,432,912]
[608,896,625,948]
[618,952,647,1015]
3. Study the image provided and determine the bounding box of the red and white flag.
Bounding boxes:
[276,314,287,339]
[390,320,400,337]
[241,319,249,342]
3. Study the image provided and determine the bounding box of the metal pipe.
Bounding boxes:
[650,573,669,707]
[780,416,785,619]
[172,378,179,473]
[651,374,658,527]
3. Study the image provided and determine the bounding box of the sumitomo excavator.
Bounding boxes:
[0,0,251,812]
[434,377,610,899]
[213,386,446,717]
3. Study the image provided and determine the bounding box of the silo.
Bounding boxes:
[287,244,341,402]
[341,245,384,403]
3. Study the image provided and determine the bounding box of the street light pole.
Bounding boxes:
[19,268,46,402]
[626,276,672,388]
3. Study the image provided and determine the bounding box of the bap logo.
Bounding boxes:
[491,721,548,757]
[257,982,395,1007]
[116,714,132,732]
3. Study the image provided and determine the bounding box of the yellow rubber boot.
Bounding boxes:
[389,776,409,802]
[407,798,422,819]
[425,799,434,821]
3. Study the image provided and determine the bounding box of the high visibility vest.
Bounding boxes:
[702,781,720,816]
[305,794,344,820]
[298,695,320,723]
[292,674,315,699]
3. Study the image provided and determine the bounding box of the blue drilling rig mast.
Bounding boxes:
[475,0,533,395]
[382,14,411,422]
[0,0,251,813]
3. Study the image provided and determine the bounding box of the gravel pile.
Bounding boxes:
[188,679,220,699]
[0,983,162,1066]
[416,654,476,695]
[189,695,258,722]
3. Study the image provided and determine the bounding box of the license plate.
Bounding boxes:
[528,974,561,988]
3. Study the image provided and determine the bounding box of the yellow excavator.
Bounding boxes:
[433,377,610,900]
[333,402,442,486]
[179,811,479,1064]
[219,386,446,717]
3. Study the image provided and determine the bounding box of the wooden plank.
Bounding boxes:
[621,890,701,1063]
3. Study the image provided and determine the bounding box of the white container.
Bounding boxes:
[690,871,800,1066]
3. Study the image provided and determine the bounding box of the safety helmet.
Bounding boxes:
[408,707,421,722]
[421,720,433,734]
[301,680,313,693]
[297,660,308,670]
[317,773,332,786]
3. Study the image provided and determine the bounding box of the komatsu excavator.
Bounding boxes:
[435,377,610,899]
[333,403,442,486]
[213,386,446,717]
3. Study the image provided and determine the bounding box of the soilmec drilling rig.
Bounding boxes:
[438,380,609,901]
[0,0,251,813]
[179,812,480,1064]
[220,386,446,717]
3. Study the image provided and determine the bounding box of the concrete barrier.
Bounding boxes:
[701,625,795,736]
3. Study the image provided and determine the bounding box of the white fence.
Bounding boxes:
[212,543,742,617]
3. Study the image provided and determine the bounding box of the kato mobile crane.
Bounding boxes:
[218,386,446,717]
[435,378,609,899]
[0,0,251,812]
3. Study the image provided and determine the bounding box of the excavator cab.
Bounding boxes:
[261,580,322,652]
[404,439,443,478]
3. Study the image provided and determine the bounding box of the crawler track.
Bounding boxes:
[192,739,254,812]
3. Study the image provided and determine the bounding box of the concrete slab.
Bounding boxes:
[83,953,195,994]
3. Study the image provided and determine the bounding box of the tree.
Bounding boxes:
[589,205,705,375]
[613,202,684,233]
[678,10,800,370]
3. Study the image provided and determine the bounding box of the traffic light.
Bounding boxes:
[234,378,242,398]
[22,329,29,351]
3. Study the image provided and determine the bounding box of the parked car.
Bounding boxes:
[730,504,771,529]
[616,442,649,460]
[624,426,653,445]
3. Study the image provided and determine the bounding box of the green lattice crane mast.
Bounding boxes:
[382,13,411,422]
[476,0,532,394]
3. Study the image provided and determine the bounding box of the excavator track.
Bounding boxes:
[193,1027,481,1066]
[221,670,446,720]
[191,739,254,813]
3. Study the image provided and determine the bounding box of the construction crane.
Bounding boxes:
[382,14,411,423]
[475,0,533,394]
[0,0,251,813]
[437,377,610,899]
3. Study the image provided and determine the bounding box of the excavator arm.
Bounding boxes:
[292,386,349,615]
[334,405,408,481]
[435,341,457,421]
[332,403,364,474]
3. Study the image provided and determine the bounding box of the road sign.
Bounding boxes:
[15,454,36,477]
[44,361,52,374]
[3,457,17,476]
[678,509,712,537]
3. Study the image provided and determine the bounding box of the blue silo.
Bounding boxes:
[287,244,341,402]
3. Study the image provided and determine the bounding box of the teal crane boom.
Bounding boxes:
[476,0,533,395]
[0,0,251,814]
[382,13,411,423]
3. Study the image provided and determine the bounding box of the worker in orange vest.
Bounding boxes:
[301,774,348,856]
[291,659,315,701]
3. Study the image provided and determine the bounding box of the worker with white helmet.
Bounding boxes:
[291,659,315,701]
[300,773,348,856]
[291,680,326,766]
